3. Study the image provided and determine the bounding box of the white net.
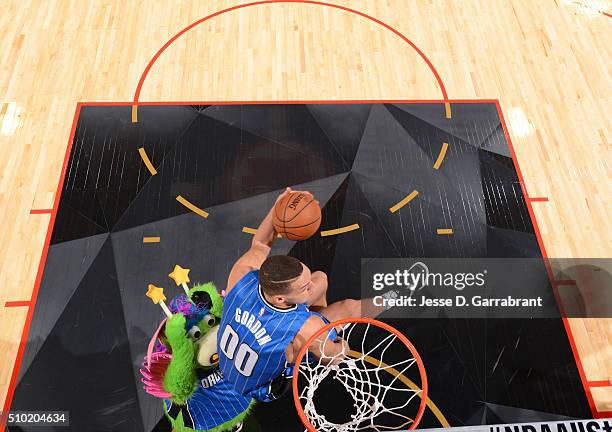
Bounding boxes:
[296,321,427,432]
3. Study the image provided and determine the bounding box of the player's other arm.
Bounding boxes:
[225,187,292,294]
[291,316,348,365]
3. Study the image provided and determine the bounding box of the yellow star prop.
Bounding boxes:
[146,284,167,304]
[168,265,191,286]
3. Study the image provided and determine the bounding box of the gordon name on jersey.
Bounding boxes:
[233,308,272,347]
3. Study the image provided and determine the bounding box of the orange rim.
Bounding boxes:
[292,317,428,431]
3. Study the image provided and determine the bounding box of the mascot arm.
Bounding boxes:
[163,313,197,404]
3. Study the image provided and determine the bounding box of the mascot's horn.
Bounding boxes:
[146,318,168,368]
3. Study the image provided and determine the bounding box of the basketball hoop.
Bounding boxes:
[292,318,428,432]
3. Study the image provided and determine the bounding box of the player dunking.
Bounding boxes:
[217,188,388,402]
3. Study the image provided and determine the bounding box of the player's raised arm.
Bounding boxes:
[225,187,293,293]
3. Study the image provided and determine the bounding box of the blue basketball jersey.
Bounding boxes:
[218,270,313,398]
[163,368,252,430]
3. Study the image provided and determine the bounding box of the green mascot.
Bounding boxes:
[142,280,255,432]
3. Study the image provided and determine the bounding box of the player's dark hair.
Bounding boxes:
[260,255,303,296]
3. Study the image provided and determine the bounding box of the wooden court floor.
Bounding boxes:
[0,0,610,423]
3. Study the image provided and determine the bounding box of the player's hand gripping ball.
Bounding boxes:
[273,190,321,240]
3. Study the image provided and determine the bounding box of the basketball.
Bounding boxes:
[273,191,321,240]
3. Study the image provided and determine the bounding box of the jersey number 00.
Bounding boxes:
[219,325,259,376]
